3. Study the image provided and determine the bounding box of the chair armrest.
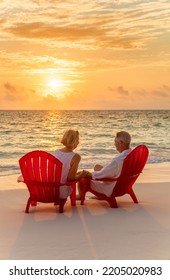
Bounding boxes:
[64,180,79,185]
[93,177,117,182]
[23,180,61,187]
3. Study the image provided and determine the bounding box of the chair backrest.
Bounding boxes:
[19,150,63,203]
[113,145,149,196]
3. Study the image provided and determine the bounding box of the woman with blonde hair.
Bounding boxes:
[53,129,86,183]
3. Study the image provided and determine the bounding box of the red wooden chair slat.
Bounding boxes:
[80,145,149,208]
[33,156,41,181]
[19,150,77,213]
[25,157,35,181]
[48,160,55,181]
[40,157,47,182]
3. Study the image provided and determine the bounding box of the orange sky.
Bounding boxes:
[0,0,170,110]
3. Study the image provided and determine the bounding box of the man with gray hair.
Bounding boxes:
[78,131,132,198]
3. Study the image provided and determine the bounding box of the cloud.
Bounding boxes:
[4,82,17,92]
[2,0,170,50]
[154,85,170,98]
[107,85,129,97]
[6,22,103,40]
[108,84,170,101]
[0,81,69,109]
[0,82,36,102]
[117,86,129,96]
[108,86,114,93]
[1,83,18,101]
[0,18,5,24]
[135,85,170,99]
[5,21,139,50]
[0,50,82,76]
[162,84,170,91]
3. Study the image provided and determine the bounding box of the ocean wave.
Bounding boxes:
[0,164,19,170]
[147,157,170,164]
[0,164,20,177]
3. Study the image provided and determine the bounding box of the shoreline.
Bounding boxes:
[1,162,170,191]
[0,162,170,260]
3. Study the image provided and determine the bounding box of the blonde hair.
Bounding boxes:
[115,131,131,145]
[61,129,79,147]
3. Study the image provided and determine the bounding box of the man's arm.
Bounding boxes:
[94,164,103,171]
[92,160,119,180]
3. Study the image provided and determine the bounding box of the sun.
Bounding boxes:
[48,79,62,89]
[44,78,66,98]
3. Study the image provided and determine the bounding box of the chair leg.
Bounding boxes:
[70,183,76,206]
[80,191,86,205]
[31,201,37,206]
[129,189,138,203]
[59,199,67,213]
[78,178,90,205]
[25,197,31,213]
[108,196,118,208]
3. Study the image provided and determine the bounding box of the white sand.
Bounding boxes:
[0,163,170,260]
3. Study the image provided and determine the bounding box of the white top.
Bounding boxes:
[91,148,132,197]
[52,150,75,184]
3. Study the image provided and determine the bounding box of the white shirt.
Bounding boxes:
[52,150,75,184]
[91,148,132,197]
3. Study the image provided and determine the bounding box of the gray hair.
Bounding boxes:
[115,131,131,144]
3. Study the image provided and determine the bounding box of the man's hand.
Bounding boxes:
[76,170,91,179]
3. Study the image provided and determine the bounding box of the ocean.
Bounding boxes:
[0,110,169,177]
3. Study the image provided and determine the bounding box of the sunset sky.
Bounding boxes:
[0,0,170,110]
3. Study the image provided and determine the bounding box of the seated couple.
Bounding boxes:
[18,129,131,199]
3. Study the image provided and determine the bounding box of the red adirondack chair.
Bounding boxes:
[18,150,77,213]
[80,145,149,208]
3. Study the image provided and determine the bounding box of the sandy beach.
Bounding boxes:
[0,162,170,260]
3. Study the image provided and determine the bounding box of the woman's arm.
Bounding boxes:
[67,153,81,181]
[17,174,24,182]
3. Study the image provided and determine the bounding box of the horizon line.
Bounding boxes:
[0,109,169,111]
